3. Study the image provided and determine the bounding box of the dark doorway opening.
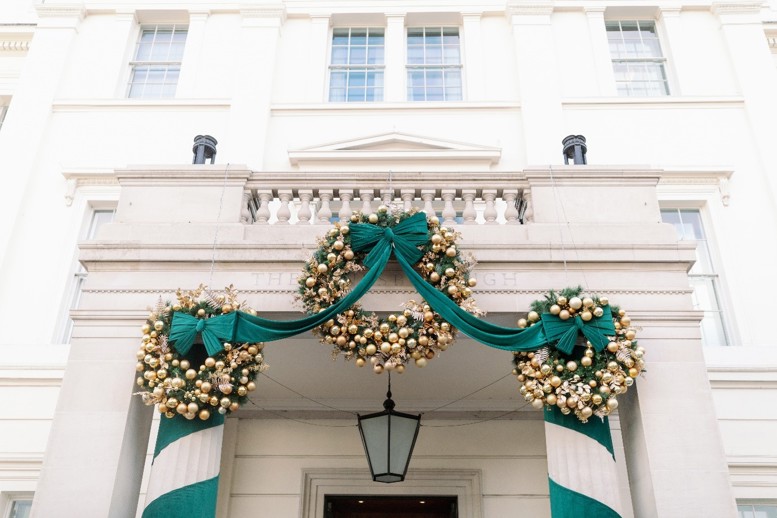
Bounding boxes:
[324,495,458,518]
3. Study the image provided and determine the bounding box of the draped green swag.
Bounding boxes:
[169,212,614,354]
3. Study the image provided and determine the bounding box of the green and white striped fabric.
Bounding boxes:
[544,407,622,518]
[142,413,225,518]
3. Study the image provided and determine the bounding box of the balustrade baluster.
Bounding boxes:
[254,190,272,225]
[462,190,477,224]
[359,189,374,214]
[441,190,457,226]
[317,190,333,224]
[298,190,313,224]
[339,190,353,222]
[482,189,498,224]
[241,191,252,224]
[523,189,534,223]
[401,189,415,212]
[421,190,435,218]
[380,188,394,208]
[503,190,519,225]
[277,190,293,225]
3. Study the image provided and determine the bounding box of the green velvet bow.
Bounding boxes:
[539,307,616,355]
[349,212,429,268]
[168,311,237,357]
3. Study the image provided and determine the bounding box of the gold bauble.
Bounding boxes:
[365,344,377,355]
[517,318,527,328]
[569,297,583,310]
[347,324,359,335]
[418,335,429,346]
[398,327,409,339]
[581,407,593,419]
[197,308,206,317]
[220,397,231,408]
[607,361,619,372]
[580,311,592,321]
[431,234,443,244]
[445,268,455,277]
[204,357,216,368]
[176,403,188,414]
[467,278,477,287]
[201,381,212,393]
[326,253,337,263]
[199,409,211,420]
[540,364,552,375]
[340,225,350,234]
[415,357,428,368]
[581,356,592,367]
[215,361,225,370]
[550,304,561,315]
[185,369,197,380]
[628,367,639,378]
[187,402,198,414]
[446,247,457,257]
[388,332,399,343]
[248,345,259,355]
[599,386,611,395]
[550,376,562,387]
[430,272,441,283]
[368,213,379,223]
[424,311,434,322]
[396,315,407,326]
[222,304,233,314]
[607,341,619,353]
[379,323,390,334]
[546,394,557,406]
[557,296,567,306]
[593,307,604,318]
[447,285,458,295]
[229,402,239,412]
[154,320,164,331]
[599,296,609,306]
[373,331,383,341]
[305,277,316,287]
[209,397,219,406]
[566,361,578,372]
[626,330,637,340]
[592,394,603,405]
[142,324,151,334]
[136,362,144,372]
[356,358,366,367]
[246,381,256,392]
[333,240,344,251]
[237,386,247,397]
[532,399,545,410]
[391,343,401,354]
[344,250,354,260]
[380,342,391,354]
[527,311,540,322]
[179,359,190,370]
[317,263,328,274]
[606,398,618,410]
[373,364,384,374]
[567,396,578,408]
[559,309,570,320]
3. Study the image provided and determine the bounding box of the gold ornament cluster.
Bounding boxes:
[513,291,645,423]
[297,207,482,373]
[135,285,268,420]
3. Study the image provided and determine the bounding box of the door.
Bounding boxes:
[324,496,457,518]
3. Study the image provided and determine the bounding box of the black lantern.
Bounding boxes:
[357,375,421,483]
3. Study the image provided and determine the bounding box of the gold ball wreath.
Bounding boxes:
[297,207,482,373]
[513,289,645,423]
[135,285,268,420]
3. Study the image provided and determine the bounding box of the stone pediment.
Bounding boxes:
[288,132,501,169]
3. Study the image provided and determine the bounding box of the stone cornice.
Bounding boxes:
[507,1,554,17]
[61,170,118,206]
[0,40,30,52]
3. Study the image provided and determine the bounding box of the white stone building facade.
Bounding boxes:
[0,0,776,517]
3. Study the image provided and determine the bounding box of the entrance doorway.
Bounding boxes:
[324,496,458,518]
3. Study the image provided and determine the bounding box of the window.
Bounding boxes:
[62,209,115,342]
[737,503,777,518]
[329,28,385,102]
[661,209,730,346]
[127,25,187,98]
[0,99,8,132]
[7,499,32,518]
[606,20,669,96]
[407,27,462,101]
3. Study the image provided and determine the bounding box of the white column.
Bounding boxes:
[659,8,689,96]
[176,10,210,98]
[384,14,406,102]
[308,15,331,102]
[0,4,84,282]
[508,2,564,165]
[584,7,617,96]
[462,13,484,100]
[712,2,777,212]
[224,4,286,167]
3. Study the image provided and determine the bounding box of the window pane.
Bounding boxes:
[129,25,187,99]
[10,500,32,518]
[425,27,442,44]
[608,20,668,96]
[350,46,367,64]
[443,46,461,64]
[407,28,424,44]
[350,28,367,45]
[332,29,349,45]
[407,45,424,64]
[367,46,384,64]
[331,46,348,64]
[330,71,346,88]
[425,45,443,64]
[349,71,366,87]
[368,29,384,44]
[406,27,462,101]
[329,88,346,102]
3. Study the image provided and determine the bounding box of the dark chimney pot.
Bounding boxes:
[192,135,218,164]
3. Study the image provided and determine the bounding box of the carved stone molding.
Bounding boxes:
[0,40,30,52]
[62,171,118,206]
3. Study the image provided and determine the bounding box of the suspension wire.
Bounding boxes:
[421,408,525,428]
[259,372,358,416]
[208,162,231,288]
[423,372,514,413]
[245,399,357,428]
[548,164,590,290]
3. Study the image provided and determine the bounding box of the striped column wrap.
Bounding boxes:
[142,413,225,518]
[544,407,623,518]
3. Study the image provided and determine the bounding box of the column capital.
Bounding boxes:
[35,3,86,29]
[507,2,554,18]
[711,2,762,23]
[240,3,287,26]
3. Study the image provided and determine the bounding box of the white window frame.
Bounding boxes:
[657,169,736,347]
[406,26,463,102]
[605,19,670,96]
[328,27,386,102]
[1,493,33,518]
[127,24,187,99]
[737,501,777,518]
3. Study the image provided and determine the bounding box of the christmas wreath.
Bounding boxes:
[297,207,482,373]
[513,287,645,422]
[135,285,268,420]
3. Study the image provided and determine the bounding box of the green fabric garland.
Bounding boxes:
[167,213,612,353]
